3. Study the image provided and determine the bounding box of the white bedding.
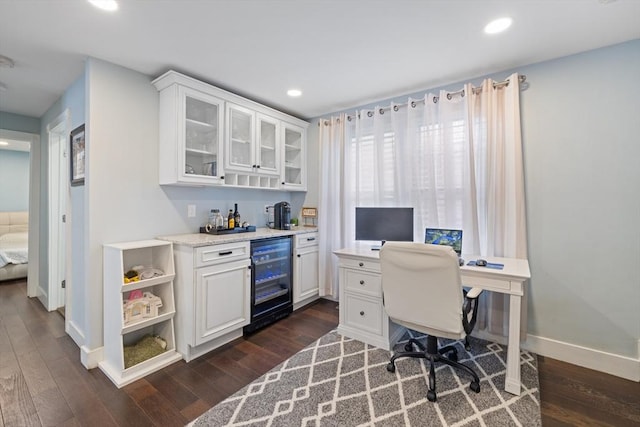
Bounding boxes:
[0,232,28,268]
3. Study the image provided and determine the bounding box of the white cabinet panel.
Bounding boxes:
[195,259,251,345]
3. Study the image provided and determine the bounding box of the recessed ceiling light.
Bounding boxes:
[88,0,118,12]
[287,89,302,97]
[484,17,512,34]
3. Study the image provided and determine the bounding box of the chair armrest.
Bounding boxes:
[462,287,483,335]
[464,287,483,300]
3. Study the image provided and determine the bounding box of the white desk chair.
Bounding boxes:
[380,242,483,402]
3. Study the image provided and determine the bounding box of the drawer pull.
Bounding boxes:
[306,237,316,241]
[359,262,364,267]
[219,251,233,256]
[360,311,365,316]
[359,280,365,285]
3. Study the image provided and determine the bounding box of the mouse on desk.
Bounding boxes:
[475,259,487,267]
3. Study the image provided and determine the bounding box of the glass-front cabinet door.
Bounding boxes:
[225,103,255,173]
[180,87,224,183]
[256,113,280,176]
[281,122,306,190]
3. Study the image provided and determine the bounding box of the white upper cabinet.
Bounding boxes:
[153,71,307,190]
[155,77,225,186]
[281,122,307,190]
[225,103,255,173]
[256,113,280,175]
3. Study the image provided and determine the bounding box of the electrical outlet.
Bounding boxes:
[264,204,271,214]
[187,204,196,218]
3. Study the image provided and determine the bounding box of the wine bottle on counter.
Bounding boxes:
[234,203,241,228]
[228,209,235,229]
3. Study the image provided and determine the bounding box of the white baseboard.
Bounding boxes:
[471,330,639,382]
[81,345,104,369]
[65,319,84,348]
[524,334,640,382]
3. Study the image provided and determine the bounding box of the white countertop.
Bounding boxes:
[158,226,318,247]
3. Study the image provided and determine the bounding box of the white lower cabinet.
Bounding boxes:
[173,240,251,361]
[100,240,182,388]
[195,259,251,346]
[293,232,319,309]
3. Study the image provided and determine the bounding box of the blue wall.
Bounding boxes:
[0,112,40,134]
[0,149,30,211]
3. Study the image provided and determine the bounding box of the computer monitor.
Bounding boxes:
[424,228,463,255]
[355,207,414,249]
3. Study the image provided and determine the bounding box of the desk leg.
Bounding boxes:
[505,293,522,395]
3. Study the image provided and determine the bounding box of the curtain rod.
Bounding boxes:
[321,75,526,124]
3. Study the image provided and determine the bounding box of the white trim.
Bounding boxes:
[523,334,640,382]
[46,110,70,312]
[472,330,640,382]
[81,345,103,369]
[66,319,84,348]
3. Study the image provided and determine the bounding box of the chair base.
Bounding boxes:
[386,335,480,402]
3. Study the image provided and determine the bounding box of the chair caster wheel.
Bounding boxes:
[470,381,480,393]
[404,343,413,352]
[386,363,396,373]
[427,390,437,402]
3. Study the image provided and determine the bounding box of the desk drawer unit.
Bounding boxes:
[344,269,381,298]
[343,293,383,336]
[339,257,380,273]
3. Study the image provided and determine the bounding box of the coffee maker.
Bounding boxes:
[273,201,291,230]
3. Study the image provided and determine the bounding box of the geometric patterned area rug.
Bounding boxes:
[191,330,541,426]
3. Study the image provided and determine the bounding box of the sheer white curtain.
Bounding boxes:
[318,114,346,298]
[317,74,527,335]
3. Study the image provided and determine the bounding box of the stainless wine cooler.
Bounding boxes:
[244,236,293,333]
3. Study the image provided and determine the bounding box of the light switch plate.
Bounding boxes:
[187,204,196,218]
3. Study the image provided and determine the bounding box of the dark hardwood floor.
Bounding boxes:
[1,279,638,426]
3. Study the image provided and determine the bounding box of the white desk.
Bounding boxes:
[333,246,530,396]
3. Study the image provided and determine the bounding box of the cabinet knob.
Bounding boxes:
[359,280,365,285]
[281,182,285,185]
[256,165,260,169]
[358,262,364,267]
[297,254,301,257]
[359,311,365,316]
[221,176,224,179]
[252,164,256,168]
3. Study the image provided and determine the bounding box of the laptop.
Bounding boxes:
[424,228,463,261]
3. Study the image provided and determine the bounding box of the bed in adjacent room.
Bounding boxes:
[0,211,29,282]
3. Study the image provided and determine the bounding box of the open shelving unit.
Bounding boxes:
[100,239,182,388]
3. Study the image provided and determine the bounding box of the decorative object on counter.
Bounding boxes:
[234,203,241,228]
[228,209,235,229]
[200,225,256,235]
[302,206,317,227]
[290,217,299,227]
[123,291,163,325]
[123,334,167,369]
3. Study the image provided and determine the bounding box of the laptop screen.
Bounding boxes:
[424,228,463,255]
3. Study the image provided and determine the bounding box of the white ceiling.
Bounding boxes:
[0,0,639,120]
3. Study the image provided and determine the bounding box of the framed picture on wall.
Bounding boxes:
[70,124,85,186]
